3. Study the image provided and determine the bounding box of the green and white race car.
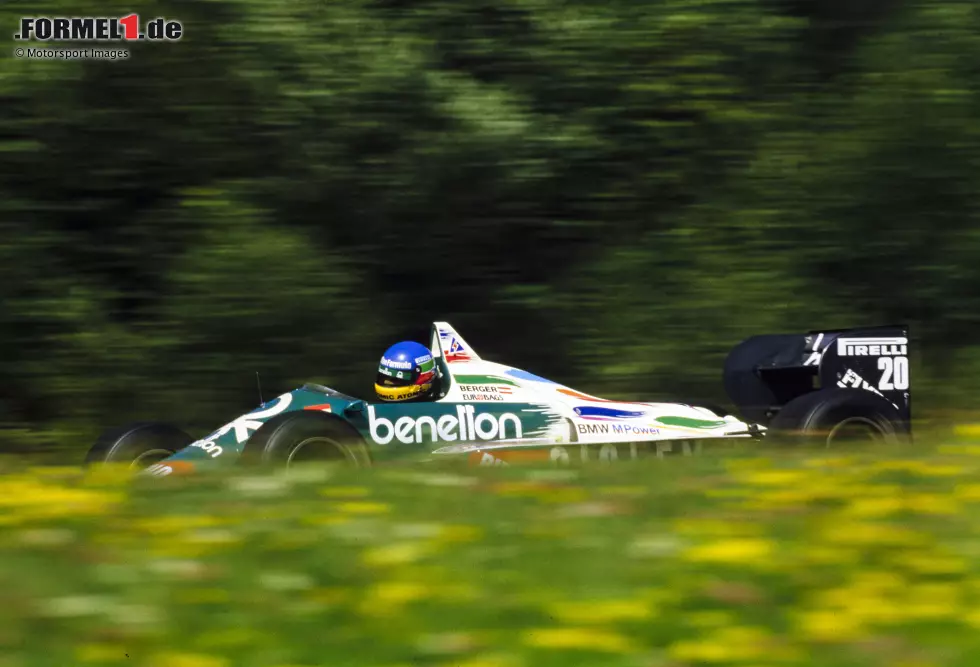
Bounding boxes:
[85,321,913,475]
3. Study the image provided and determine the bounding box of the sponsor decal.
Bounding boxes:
[375,384,430,401]
[803,332,825,366]
[836,336,907,357]
[445,338,472,363]
[612,424,659,436]
[838,368,884,396]
[381,358,412,370]
[144,463,172,477]
[143,461,195,477]
[303,403,333,413]
[877,356,909,392]
[655,416,727,429]
[188,392,293,458]
[573,406,646,418]
[458,384,512,395]
[414,354,433,364]
[576,422,658,437]
[368,405,523,445]
[462,393,505,402]
[15,15,183,42]
[192,440,223,458]
[453,374,520,387]
[379,367,394,377]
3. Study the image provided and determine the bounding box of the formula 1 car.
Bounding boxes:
[85,322,912,475]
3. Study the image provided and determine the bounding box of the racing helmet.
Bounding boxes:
[375,341,438,402]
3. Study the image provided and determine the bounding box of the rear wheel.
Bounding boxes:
[84,422,192,470]
[768,389,910,448]
[240,411,370,467]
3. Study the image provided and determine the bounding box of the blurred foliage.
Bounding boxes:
[2,0,980,452]
[4,446,980,665]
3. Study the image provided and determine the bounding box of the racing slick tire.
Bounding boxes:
[240,411,371,468]
[84,422,192,469]
[767,388,911,448]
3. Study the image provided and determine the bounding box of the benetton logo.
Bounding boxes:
[368,405,522,445]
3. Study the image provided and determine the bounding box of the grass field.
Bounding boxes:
[3,441,980,667]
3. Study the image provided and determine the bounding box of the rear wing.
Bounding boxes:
[723,325,910,428]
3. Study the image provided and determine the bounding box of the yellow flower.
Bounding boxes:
[672,519,764,537]
[196,627,262,648]
[538,487,589,504]
[904,493,960,515]
[453,654,523,667]
[669,626,788,662]
[795,609,868,642]
[147,652,229,667]
[952,424,980,438]
[963,608,980,628]
[953,483,980,501]
[362,541,434,567]
[890,553,967,575]
[901,583,961,620]
[819,521,927,547]
[438,524,484,543]
[736,469,811,486]
[597,485,648,497]
[335,501,391,515]
[301,514,350,527]
[76,643,128,663]
[305,587,352,606]
[685,538,775,564]
[522,627,636,653]
[686,611,736,628]
[846,496,905,517]
[318,485,371,497]
[546,599,654,624]
[358,581,431,616]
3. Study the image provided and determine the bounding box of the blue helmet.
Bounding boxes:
[375,341,438,402]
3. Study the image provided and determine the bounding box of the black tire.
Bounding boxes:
[84,422,192,469]
[240,411,371,467]
[768,388,910,448]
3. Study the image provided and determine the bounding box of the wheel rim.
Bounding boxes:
[128,448,174,470]
[286,437,354,467]
[826,417,884,447]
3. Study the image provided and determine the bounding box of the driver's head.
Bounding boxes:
[375,341,438,402]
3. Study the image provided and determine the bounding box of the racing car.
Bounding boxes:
[85,321,912,475]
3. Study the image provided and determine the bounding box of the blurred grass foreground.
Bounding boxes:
[4,444,980,666]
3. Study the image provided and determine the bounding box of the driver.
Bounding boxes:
[375,341,441,402]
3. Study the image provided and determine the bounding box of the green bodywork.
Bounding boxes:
[161,384,563,468]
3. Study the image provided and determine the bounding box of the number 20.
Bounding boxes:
[878,356,909,391]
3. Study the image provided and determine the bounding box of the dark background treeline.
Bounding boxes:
[2,0,979,452]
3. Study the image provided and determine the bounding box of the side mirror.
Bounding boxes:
[343,400,366,416]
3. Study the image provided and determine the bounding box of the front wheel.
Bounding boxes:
[240,411,371,467]
[84,422,192,470]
